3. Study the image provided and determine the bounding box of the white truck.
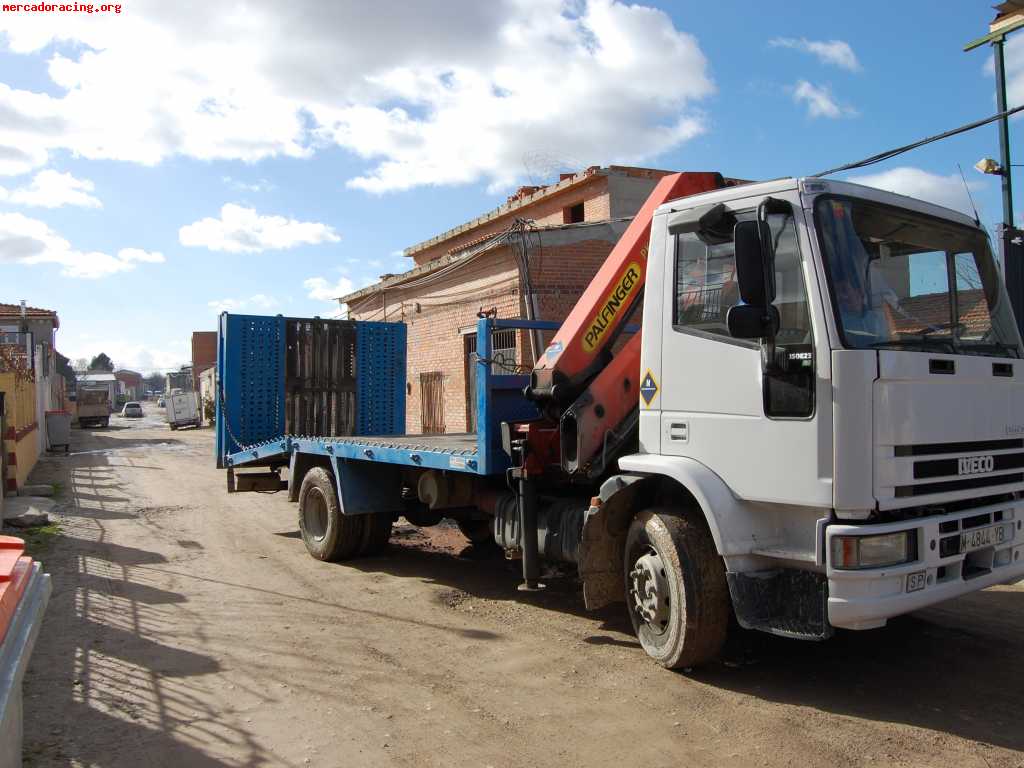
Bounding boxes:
[223,174,1024,669]
[166,391,200,430]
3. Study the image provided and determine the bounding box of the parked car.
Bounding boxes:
[121,402,144,418]
[157,397,166,408]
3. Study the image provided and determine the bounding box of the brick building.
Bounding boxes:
[341,165,722,435]
[192,331,217,392]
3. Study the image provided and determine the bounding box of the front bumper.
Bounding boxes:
[826,500,1024,630]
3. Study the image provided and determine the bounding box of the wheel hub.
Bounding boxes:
[304,489,328,541]
[629,550,670,633]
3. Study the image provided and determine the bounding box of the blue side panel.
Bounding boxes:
[215,313,226,467]
[355,322,406,435]
[218,313,286,456]
[475,317,552,474]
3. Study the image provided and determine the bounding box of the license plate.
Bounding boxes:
[906,570,927,593]
[959,523,1009,554]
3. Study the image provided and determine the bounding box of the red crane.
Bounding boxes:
[514,171,725,480]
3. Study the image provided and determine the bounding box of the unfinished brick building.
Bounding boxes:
[341,165,702,434]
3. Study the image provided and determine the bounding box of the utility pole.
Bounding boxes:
[966,3,1024,337]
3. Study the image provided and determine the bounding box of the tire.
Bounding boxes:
[457,519,493,545]
[101,418,109,428]
[359,513,394,556]
[298,467,365,561]
[624,507,730,669]
[169,424,177,431]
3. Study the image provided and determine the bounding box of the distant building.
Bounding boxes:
[115,369,143,401]
[342,165,743,434]
[0,302,65,489]
[192,331,217,392]
[78,371,118,404]
[198,365,216,425]
[165,365,193,393]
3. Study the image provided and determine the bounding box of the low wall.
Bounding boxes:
[0,372,39,493]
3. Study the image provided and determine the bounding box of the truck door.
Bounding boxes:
[657,198,832,507]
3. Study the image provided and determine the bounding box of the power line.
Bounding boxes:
[813,104,1024,177]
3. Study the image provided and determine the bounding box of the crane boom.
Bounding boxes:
[528,172,724,406]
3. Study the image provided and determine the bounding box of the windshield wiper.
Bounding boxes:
[959,341,1021,359]
[867,338,956,353]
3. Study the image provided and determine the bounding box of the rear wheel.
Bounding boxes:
[359,513,394,556]
[298,467,364,561]
[624,507,730,669]
[457,518,493,545]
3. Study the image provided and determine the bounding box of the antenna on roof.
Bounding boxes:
[957,162,981,226]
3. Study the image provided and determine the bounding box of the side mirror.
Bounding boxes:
[728,219,778,341]
[727,304,780,339]
[733,219,776,306]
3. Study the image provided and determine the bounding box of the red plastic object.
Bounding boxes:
[0,537,33,646]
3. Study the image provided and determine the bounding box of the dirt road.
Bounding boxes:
[15,402,1024,767]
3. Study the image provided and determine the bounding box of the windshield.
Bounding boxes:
[815,196,1021,358]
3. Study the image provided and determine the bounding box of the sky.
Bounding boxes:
[0,0,1021,374]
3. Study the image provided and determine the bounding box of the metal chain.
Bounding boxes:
[217,384,250,453]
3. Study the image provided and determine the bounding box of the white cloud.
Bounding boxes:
[769,37,861,72]
[0,211,163,278]
[792,80,855,119]
[0,0,714,192]
[221,176,274,193]
[304,276,355,303]
[207,293,280,314]
[984,34,1024,109]
[0,169,101,208]
[847,167,986,217]
[179,204,340,253]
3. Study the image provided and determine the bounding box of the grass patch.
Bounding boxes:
[52,481,65,499]
[16,523,62,558]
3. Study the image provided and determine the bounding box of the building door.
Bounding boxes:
[420,371,445,434]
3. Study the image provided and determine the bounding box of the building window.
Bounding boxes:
[420,371,446,434]
[564,202,585,224]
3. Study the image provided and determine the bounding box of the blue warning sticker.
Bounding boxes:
[639,370,659,406]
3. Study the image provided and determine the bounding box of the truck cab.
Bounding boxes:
[603,176,1023,650]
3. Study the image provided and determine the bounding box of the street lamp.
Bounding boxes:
[976,156,1005,175]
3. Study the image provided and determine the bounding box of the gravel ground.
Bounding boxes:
[13,401,1024,767]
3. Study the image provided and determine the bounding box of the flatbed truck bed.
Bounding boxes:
[227,432,482,474]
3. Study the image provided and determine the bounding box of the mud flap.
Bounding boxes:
[330,457,404,516]
[726,569,833,640]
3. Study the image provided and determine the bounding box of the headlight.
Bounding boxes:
[831,531,916,569]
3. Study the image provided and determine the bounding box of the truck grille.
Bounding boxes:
[893,438,1024,498]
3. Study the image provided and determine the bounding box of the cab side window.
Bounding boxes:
[673,210,815,417]
[674,213,812,346]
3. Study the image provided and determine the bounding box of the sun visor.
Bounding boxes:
[667,202,735,245]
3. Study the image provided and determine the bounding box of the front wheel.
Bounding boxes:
[624,508,730,669]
